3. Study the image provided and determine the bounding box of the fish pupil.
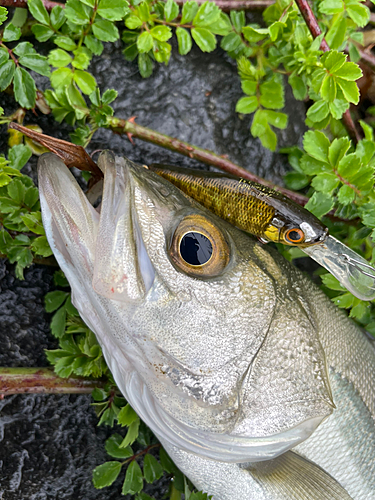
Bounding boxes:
[288,230,302,241]
[180,232,213,266]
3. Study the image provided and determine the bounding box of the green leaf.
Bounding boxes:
[193,1,221,27]
[152,40,171,64]
[93,461,122,489]
[138,53,153,78]
[105,434,133,459]
[0,60,15,91]
[332,292,355,308]
[346,2,369,27]
[288,74,306,100]
[319,0,343,14]
[45,290,69,312]
[236,96,258,114]
[176,27,192,55]
[137,32,153,53]
[251,109,277,151]
[242,26,268,42]
[137,2,150,22]
[13,67,36,109]
[50,306,67,338]
[14,247,33,279]
[322,50,346,73]
[303,130,330,163]
[259,77,284,109]
[21,212,45,235]
[283,171,309,190]
[118,404,138,426]
[125,14,143,29]
[7,178,25,203]
[13,42,35,57]
[328,137,350,167]
[337,184,355,205]
[31,24,54,42]
[122,461,143,496]
[320,76,336,102]
[0,6,7,25]
[311,172,340,193]
[241,80,256,95]
[92,19,119,42]
[264,110,287,129]
[54,36,77,51]
[207,11,231,36]
[19,54,50,76]
[220,32,241,52]
[191,27,216,52]
[143,454,164,483]
[102,88,117,104]
[28,0,49,25]
[304,191,334,218]
[73,70,97,94]
[337,152,358,177]
[84,35,103,56]
[64,0,91,25]
[123,43,138,62]
[181,1,198,23]
[3,23,21,42]
[164,0,179,22]
[321,273,345,291]
[325,16,347,51]
[98,0,129,21]
[329,98,349,120]
[150,26,172,42]
[120,419,140,447]
[333,62,362,81]
[306,100,329,122]
[9,144,32,170]
[50,67,73,89]
[31,235,53,257]
[336,78,359,104]
[50,5,65,30]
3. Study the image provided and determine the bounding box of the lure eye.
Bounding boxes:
[285,228,305,244]
[169,214,230,278]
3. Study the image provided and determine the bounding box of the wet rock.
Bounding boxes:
[0,38,307,499]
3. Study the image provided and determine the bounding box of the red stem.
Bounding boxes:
[294,0,361,143]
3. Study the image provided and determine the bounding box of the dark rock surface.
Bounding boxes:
[0,35,307,500]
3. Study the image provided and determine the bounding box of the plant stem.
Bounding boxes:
[294,0,361,143]
[0,367,105,397]
[108,116,310,206]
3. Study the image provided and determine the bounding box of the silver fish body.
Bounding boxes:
[38,152,375,500]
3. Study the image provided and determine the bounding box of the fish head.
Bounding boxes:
[38,151,334,463]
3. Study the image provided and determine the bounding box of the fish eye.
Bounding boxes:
[169,215,230,278]
[285,228,305,244]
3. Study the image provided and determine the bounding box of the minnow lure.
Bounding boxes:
[150,164,375,301]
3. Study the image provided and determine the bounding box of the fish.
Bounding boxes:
[38,151,375,500]
[148,164,328,246]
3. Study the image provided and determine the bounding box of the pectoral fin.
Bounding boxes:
[248,451,353,500]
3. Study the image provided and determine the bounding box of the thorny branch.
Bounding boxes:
[0,367,105,397]
[295,0,362,143]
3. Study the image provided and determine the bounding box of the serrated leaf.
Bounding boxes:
[259,77,284,109]
[122,461,143,495]
[120,419,140,447]
[137,2,150,22]
[54,36,77,51]
[346,2,369,27]
[92,19,119,42]
[20,54,50,76]
[138,53,153,78]
[31,235,53,256]
[337,152,358,178]
[288,74,306,100]
[13,42,35,57]
[181,1,198,23]
[0,60,15,91]
[328,137,350,167]
[0,6,7,25]
[150,25,172,42]
[50,306,67,338]
[118,404,138,426]
[176,27,192,55]
[50,67,73,89]
[306,100,330,122]
[325,16,347,51]
[73,70,96,94]
[193,1,221,27]
[13,67,36,109]
[236,96,258,114]
[64,0,91,25]
[102,88,117,104]
[303,130,330,163]
[242,26,268,43]
[333,292,355,308]
[336,78,359,104]
[8,144,32,170]
[152,40,171,64]
[3,23,21,42]
[283,171,309,190]
[320,76,336,102]
[264,110,287,129]
[105,434,133,459]
[329,98,349,120]
[97,0,129,21]
[7,178,25,203]
[28,0,50,25]
[319,0,343,14]
[333,62,362,81]
[50,5,65,30]
[84,35,103,56]
[125,14,143,29]
[304,191,334,218]
[137,32,153,53]
[311,172,340,193]
[337,184,355,205]
[191,27,216,52]
[93,461,122,489]
[143,454,163,483]
[31,24,54,42]
[45,290,69,312]
[322,50,346,73]
[321,273,345,291]
[220,32,241,52]
[164,0,179,22]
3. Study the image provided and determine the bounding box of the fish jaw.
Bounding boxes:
[38,152,333,463]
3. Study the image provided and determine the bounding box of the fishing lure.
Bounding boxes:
[150,164,375,301]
